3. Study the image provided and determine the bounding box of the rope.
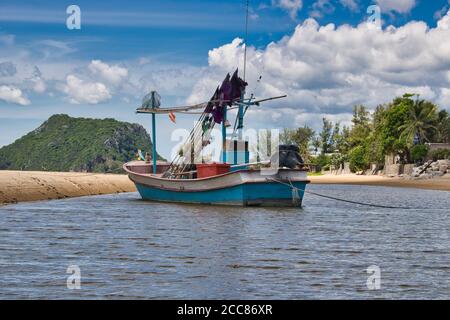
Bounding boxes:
[266,177,415,210]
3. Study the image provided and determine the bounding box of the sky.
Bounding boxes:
[1,0,450,158]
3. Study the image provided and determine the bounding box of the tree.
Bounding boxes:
[349,146,368,172]
[311,136,321,155]
[374,95,412,162]
[398,97,438,147]
[280,128,295,145]
[352,105,370,126]
[348,105,371,148]
[331,122,342,152]
[434,110,450,143]
[367,105,387,164]
[292,126,315,158]
[319,118,333,154]
[410,144,428,163]
[339,125,351,155]
[279,127,315,159]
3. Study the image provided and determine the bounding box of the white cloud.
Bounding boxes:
[63,75,111,104]
[188,11,450,131]
[376,0,416,14]
[434,1,450,20]
[310,0,335,19]
[28,66,46,93]
[0,85,30,105]
[272,0,303,20]
[339,0,359,12]
[36,40,77,58]
[31,78,46,93]
[0,61,17,77]
[136,65,204,98]
[438,88,450,107]
[88,60,128,85]
[437,8,450,30]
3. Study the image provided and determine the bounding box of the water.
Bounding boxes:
[0,185,449,299]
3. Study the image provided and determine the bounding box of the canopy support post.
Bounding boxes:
[237,92,245,139]
[152,113,157,174]
[222,106,227,163]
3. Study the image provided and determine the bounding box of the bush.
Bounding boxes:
[410,144,428,163]
[311,154,330,171]
[330,153,348,168]
[429,148,450,161]
[349,146,369,172]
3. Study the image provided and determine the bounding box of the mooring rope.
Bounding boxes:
[266,177,415,209]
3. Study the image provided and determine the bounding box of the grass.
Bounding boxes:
[307,172,324,176]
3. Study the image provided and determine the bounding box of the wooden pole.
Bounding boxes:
[222,106,227,163]
[238,92,245,140]
[152,113,157,174]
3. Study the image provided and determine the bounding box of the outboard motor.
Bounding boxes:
[271,145,304,169]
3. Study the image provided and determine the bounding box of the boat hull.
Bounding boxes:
[124,162,309,207]
[134,180,308,207]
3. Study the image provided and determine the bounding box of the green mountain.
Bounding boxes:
[0,114,160,173]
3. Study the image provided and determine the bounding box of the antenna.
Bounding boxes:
[243,0,249,81]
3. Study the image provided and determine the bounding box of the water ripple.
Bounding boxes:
[0,185,449,299]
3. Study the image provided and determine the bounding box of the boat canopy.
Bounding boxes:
[141,91,161,109]
[136,102,208,114]
[135,96,287,114]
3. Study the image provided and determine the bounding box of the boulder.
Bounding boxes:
[437,160,449,173]
[419,173,433,179]
[430,161,440,171]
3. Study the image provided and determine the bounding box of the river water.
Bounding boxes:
[0,185,449,299]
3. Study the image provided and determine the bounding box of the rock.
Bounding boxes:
[412,167,421,177]
[437,160,449,173]
[430,161,440,171]
[418,172,434,179]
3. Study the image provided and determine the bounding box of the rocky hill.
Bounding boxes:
[0,114,160,173]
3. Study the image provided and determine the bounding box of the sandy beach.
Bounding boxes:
[0,170,136,205]
[0,170,448,205]
[309,174,450,192]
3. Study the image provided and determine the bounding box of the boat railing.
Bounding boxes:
[164,160,316,178]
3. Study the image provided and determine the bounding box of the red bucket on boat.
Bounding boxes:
[196,163,230,178]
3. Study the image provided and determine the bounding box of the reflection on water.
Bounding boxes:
[0,185,449,299]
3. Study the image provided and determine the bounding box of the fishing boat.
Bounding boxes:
[123,2,309,207]
[123,70,310,207]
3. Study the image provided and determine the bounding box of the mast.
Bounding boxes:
[243,0,249,82]
[238,0,250,140]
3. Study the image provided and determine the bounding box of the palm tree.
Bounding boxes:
[312,136,321,155]
[435,110,450,143]
[399,98,438,147]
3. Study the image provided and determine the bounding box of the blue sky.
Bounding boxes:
[1,0,450,158]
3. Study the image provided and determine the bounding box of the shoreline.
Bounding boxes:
[309,174,450,192]
[0,170,136,205]
[1,170,448,205]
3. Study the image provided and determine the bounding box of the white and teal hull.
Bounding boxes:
[124,163,309,207]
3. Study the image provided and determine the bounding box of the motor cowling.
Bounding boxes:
[271,145,304,169]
